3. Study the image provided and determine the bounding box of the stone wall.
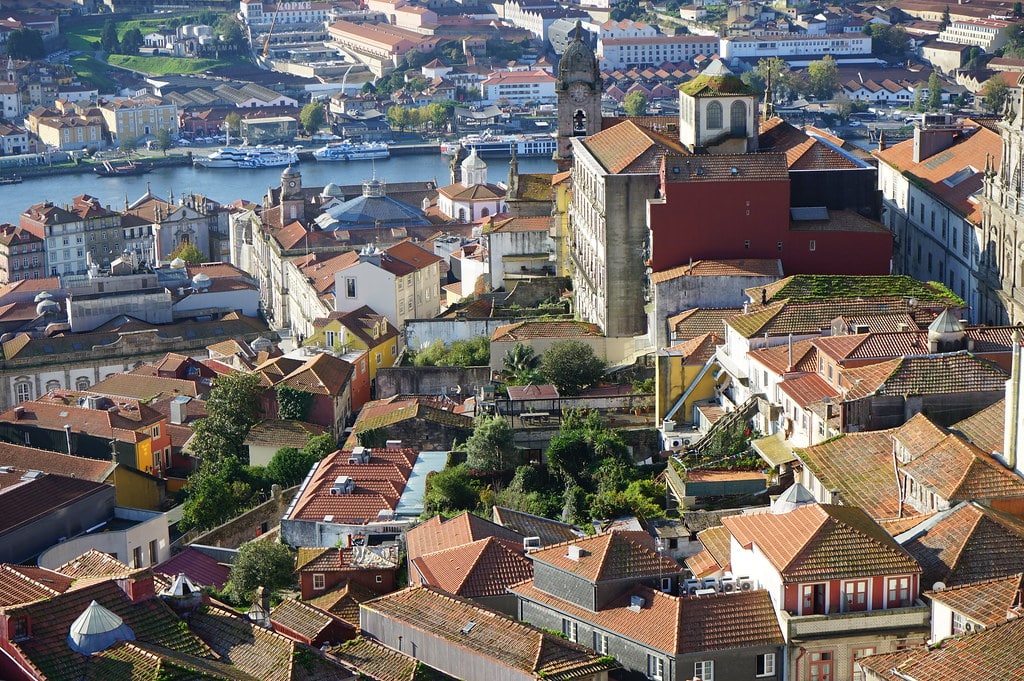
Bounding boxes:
[184,484,298,550]
[374,366,492,399]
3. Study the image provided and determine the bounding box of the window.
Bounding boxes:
[594,632,608,654]
[12,617,28,640]
[952,611,967,634]
[851,647,875,681]
[809,651,832,681]
[45,380,60,392]
[561,618,577,642]
[326,330,336,348]
[149,539,158,565]
[345,277,356,298]
[647,654,665,680]
[842,580,868,612]
[375,574,383,583]
[76,377,90,390]
[706,101,723,129]
[802,583,827,615]
[312,573,325,590]
[730,100,747,137]
[133,546,143,568]
[15,381,31,404]
[757,653,775,677]
[694,660,714,681]
[777,241,783,251]
[887,576,912,607]
[375,352,383,366]
[809,239,816,251]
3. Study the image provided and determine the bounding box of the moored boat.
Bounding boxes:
[313,141,390,161]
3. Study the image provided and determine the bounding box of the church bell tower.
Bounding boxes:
[555,22,601,171]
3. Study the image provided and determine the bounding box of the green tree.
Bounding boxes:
[357,427,389,448]
[266,446,316,487]
[224,112,241,140]
[179,457,260,531]
[6,28,44,60]
[411,337,489,367]
[1004,22,1024,57]
[120,28,143,55]
[865,24,909,62]
[276,384,312,420]
[360,81,377,95]
[496,464,563,518]
[387,105,410,131]
[927,72,945,111]
[303,432,337,460]
[154,128,173,155]
[501,343,541,385]
[540,340,606,396]
[423,464,481,516]
[623,91,648,117]
[189,371,264,463]
[465,414,518,472]
[424,101,452,131]
[299,101,326,135]
[1016,1,1023,18]
[981,76,1009,112]
[169,242,205,264]
[939,5,951,30]
[833,92,854,122]
[216,16,246,47]
[100,20,119,54]
[591,479,666,520]
[226,541,295,603]
[806,56,840,100]
[118,136,138,157]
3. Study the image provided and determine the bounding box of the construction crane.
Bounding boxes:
[261,1,283,58]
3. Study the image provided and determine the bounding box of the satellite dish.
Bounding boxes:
[932,581,947,592]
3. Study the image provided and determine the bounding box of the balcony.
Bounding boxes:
[780,601,930,641]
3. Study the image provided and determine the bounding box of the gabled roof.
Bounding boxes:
[307,580,380,627]
[85,639,257,681]
[650,258,781,284]
[527,530,680,583]
[271,598,352,643]
[0,442,114,482]
[406,511,523,562]
[58,549,134,580]
[329,636,429,681]
[926,573,1024,627]
[351,397,474,434]
[685,525,733,577]
[669,307,741,340]
[511,581,782,655]
[278,352,353,396]
[154,548,230,591]
[412,536,533,598]
[663,332,722,366]
[858,615,1024,681]
[902,434,1024,501]
[759,117,864,171]
[797,431,906,521]
[754,275,963,306]
[360,586,620,680]
[581,119,686,175]
[492,506,580,546]
[0,563,71,607]
[190,603,349,681]
[842,352,1008,400]
[951,397,1005,456]
[723,503,920,582]
[898,503,1024,587]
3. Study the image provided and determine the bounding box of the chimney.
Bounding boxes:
[1003,329,1022,471]
[169,395,189,425]
[116,572,156,603]
[13,406,23,420]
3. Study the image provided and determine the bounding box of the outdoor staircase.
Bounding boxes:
[686,394,761,459]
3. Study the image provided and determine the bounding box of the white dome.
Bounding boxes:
[191,272,211,289]
[461,147,487,170]
[170,257,186,269]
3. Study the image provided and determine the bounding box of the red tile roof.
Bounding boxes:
[527,531,680,583]
[651,258,781,284]
[406,511,523,562]
[670,307,742,340]
[412,536,533,598]
[361,586,620,679]
[0,476,112,541]
[0,564,71,607]
[491,320,603,341]
[155,548,231,591]
[859,615,1024,681]
[287,448,418,525]
[272,598,351,643]
[664,332,722,365]
[0,442,114,482]
[277,352,354,396]
[926,573,1024,627]
[57,549,133,580]
[512,581,782,654]
[902,434,1024,502]
[723,503,920,582]
[843,352,1008,400]
[952,397,1005,456]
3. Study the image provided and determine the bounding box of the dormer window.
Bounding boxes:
[12,616,29,640]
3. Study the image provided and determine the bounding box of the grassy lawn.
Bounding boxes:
[107,54,244,75]
[69,53,116,91]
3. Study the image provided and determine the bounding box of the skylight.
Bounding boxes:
[943,166,978,188]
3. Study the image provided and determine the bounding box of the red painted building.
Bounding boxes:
[296,546,398,600]
[649,153,892,276]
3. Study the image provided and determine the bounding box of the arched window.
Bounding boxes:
[44,380,60,393]
[14,381,31,404]
[458,208,466,222]
[481,207,489,217]
[76,377,91,390]
[730,100,747,137]
[706,101,723,129]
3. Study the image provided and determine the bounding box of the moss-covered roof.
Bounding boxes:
[679,74,755,97]
[752,275,964,306]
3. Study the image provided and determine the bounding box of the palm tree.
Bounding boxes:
[501,343,541,385]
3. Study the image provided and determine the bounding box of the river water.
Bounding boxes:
[0,152,556,225]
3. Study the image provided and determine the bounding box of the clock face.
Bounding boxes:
[287,181,296,188]
[568,83,590,103]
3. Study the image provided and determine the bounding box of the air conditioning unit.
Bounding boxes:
[701,577,718,590]
[629,595,646,611]
[567,545,586,561]
[738,578,754,591]
[523,536,541,551]
[720,578,735,593]
[964,622,974,632]
[683,578,700,593]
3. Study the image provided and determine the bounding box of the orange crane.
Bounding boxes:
[261,1,282,58]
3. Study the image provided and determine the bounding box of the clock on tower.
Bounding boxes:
[555,22,601,170]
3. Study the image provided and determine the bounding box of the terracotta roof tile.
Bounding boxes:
[797,431,907,520]
[669,308,741,340]
[650,258,780,284]
[0,442,114,482]
[412,536,533,598]
[859,615,1024,681]
[491,506,579,546]
[272,598,350,642]
[360,586,620,679]
[406,511,523,562]
[952,397,1005,456]
[90,373,204,400]
[899,503,1024,587]
[662,153,789,182]
[926,573,1024,627]
[58,549,133,580]
[307,580,380,627]
[755,275,963,306]
[0,477,113,543]
[244,419,327,449]
[583,119,686,174]
[902,434,1024,501]
[351,398,473,434]
[685,525,732,577]
[527,531,680,583]
[723,504,920,582]
[664,332,722,366]
[843,353,1008,400]
[0,564,70,607]
[491,320,602,341]
[512,580,781,654]
[329,636,426,681]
